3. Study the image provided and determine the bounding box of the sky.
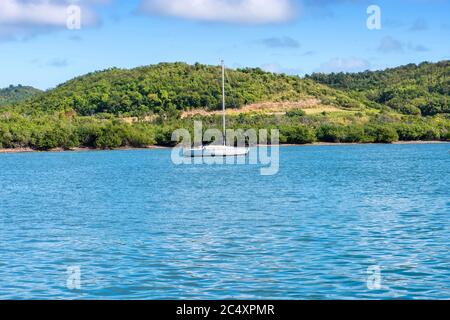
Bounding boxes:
[0,0,449,90]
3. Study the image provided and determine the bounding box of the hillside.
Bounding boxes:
[17,62,367,117]
[1,61,449,151]
[308,61,450,116]
[0,85,42,106]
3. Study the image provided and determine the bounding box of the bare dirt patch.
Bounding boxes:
[181,99,347,118]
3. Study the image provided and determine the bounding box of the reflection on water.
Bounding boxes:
[0,144,449,299]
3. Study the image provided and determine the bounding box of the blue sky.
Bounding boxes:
[0,0,449,90]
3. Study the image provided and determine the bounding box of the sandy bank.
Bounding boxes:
[1,141,449,154]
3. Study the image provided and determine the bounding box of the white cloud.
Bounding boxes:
[259,36,300,48]
[317,57,371,73]
[47,57,69,67]
[140,0,295,24]
[261,63,302,75]
[0,0,105,40]
[409,18,428,31]
[408,43,429,52]
[0,0,69,26]
[377,36,403,53]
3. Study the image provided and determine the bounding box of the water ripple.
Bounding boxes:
[0,144,449,299]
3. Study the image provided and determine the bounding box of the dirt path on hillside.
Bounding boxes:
[181,99,343,118]
[121,99,344,123]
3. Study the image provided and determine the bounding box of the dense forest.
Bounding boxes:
[1,110,448,150]
[0,85,42,106]
[8,62,365,117]
[308,61,450,116]
[0,61,449,150]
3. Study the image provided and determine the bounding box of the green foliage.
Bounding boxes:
[0,110,448,150]
[122,124,156,147]
[0,85,42,107]
[308,61,450,115]
[394,123,441,141]
[154,126,183,147]
[94,123,124,149]
[364,125,399,143]
[286,108,306,118]
[1,61,450,151]
[0,112,158,150]
[14,62,361,117]
[316,124,365,143]
[280,126,316,144]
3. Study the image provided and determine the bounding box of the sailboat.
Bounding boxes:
[183,61,250,158]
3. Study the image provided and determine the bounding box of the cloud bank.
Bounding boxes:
[259,36,300,48]
[139,0,295,24]
[378,36,430,54]
[0,0,106,40]
[378,36,403,53]
[317,57,371,73]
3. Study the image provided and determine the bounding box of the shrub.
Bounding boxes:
[395,123,441,141]
[281,125,316,144]
[94,124,124,149]
[155,126,178,146]
[76,121,101,147]
[286,109,306,118]
[364,125,399,143]
[316,124,346,143]
[316,124,365,143]
[123,125,155,147]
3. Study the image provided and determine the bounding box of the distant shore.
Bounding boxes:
[0,146,169,154]
[1,141,449,154]
[280,141,450,147]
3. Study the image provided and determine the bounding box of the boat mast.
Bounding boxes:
[221,60,226,146]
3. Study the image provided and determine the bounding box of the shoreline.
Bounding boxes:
[0,146,169,154]
[1,141,448,154]
[280,141,450,147]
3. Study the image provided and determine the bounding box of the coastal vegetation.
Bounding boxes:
[0,61,449,150]
[0,109,448,150]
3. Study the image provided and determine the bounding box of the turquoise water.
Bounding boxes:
[0,144,449,299]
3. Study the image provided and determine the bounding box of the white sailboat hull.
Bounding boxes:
[183,145,249,157]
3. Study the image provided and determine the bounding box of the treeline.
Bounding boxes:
[308,61,450,116]
[11,62,364,117]
[0,112,156,150]
[3,61,450,119]
[204,111,450,144]
[0,85,42,106]
[1,111,448,150]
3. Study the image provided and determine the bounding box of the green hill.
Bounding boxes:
[0,85,42,106]
[17,62,366,117]
[307,61,450,116]
[1,61,449,150]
